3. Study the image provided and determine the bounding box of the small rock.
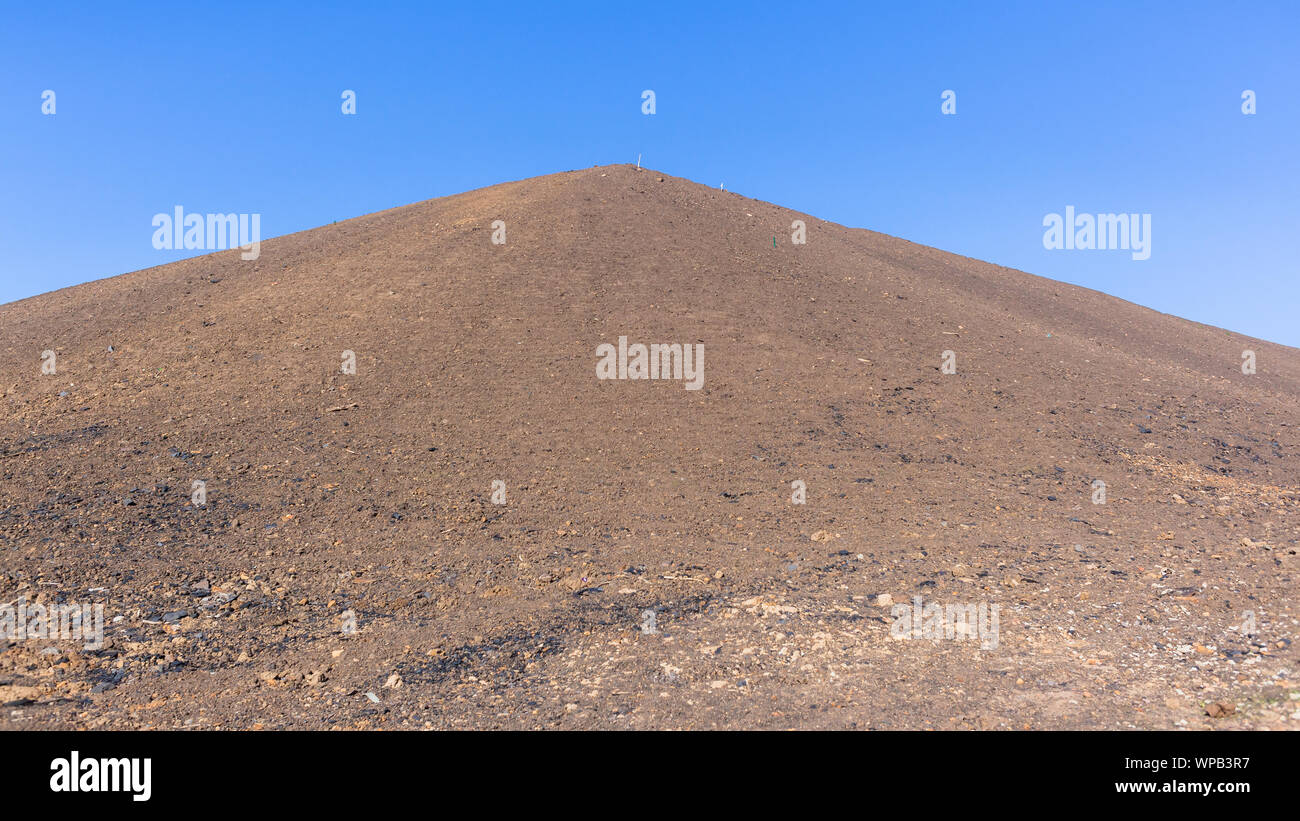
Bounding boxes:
[199,591,236,608]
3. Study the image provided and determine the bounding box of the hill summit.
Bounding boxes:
[2,164,1297,729]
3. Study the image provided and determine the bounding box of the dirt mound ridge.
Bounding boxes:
[2,164,1297,729]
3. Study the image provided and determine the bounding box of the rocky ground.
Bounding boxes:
[1,164,1297,729]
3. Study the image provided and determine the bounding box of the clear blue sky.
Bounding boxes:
[3,1,1296,345]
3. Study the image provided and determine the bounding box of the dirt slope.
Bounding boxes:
[2,164,1297,729]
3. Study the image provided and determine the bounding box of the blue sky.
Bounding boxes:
[2,1,1296,345]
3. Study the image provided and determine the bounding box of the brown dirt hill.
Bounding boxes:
[1,164,1297,729]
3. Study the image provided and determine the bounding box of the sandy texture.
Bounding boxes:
[1,165,1297,729]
